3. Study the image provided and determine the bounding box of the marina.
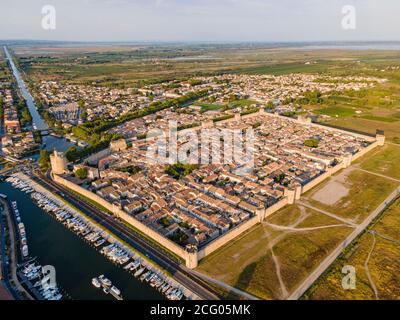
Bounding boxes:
[92,275,123,300]
[0,177,164,300]
[17,259,64,300]
[2,174,188,300]
[4,196,64,300]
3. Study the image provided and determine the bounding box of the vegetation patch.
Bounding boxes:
[165,163,199,179]
[359,144,400,180]
[361,115,399,123]
[304,139,319,148]
[304,198,400,300]
[306,169,398,223]
[314,106,356,118]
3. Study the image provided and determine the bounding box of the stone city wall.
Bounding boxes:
[53,109,383,268]
[52,174,190,263]
[197,216,259,260]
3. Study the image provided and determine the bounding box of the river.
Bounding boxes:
[0,181,164,300]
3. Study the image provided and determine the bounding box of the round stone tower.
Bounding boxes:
[50,151,68,175]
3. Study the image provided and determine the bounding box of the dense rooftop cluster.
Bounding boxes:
[66,113,372,249]
[0,88,39,158]
[37,74,385,135]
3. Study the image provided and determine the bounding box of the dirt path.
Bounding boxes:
[263,206,311,299]
[298,201,357,227]
[364,233,379,300]
[288,187,400,300]
[270,247,288,298]
[265,223,353,232]
[372,231,400,245]
[356,167,400,184]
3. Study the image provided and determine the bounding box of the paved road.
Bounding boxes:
[288,186,400,300]
[31,171,219,300]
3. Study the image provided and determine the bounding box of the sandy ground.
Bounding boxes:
[312,181,349,206]
[311,168,355,205]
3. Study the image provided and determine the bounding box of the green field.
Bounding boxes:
[199,103,224,112]
[197,160,399,300]
[272,224,351,293]
[361,114,400,123]
[314,106,356,117]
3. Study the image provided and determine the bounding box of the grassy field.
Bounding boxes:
[314,106,356,117]
[13,45,400,87]
[14,44,400,144]
[305,169,399,223]
[272,224,352,293]
[198,103,224,112]
[197,145,400,300]
[360,114,399,123]
[0,54,10,82]
[304,197,400,300]
[323,117,400,144]
[197,205,352,300]
[358,144,400,180]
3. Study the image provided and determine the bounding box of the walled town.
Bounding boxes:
[50,110,382,266]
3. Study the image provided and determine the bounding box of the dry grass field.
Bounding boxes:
[304,197,400,300]
[197,205,353,300]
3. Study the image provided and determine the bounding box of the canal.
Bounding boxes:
[3,46,75,153]
[3,46,48,132]
[0,181,164,300]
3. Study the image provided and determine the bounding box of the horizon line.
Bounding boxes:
[2,39,400,45]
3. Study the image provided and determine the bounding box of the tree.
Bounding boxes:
[117,165,142,175]
[80,110,88,121]
[77,99,86,109]
[304,139,319,148]
[0,97,4,118]
[165,163,199,180]
[75,168,88,180]
[38,150,52,171]
[20,108,32,126]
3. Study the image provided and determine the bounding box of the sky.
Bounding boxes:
[0,0,399,42]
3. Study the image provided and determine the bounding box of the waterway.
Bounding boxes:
[3,46,74,153]
[0,181,164,300]
[3,46,47,131]
[1,46,163,300]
